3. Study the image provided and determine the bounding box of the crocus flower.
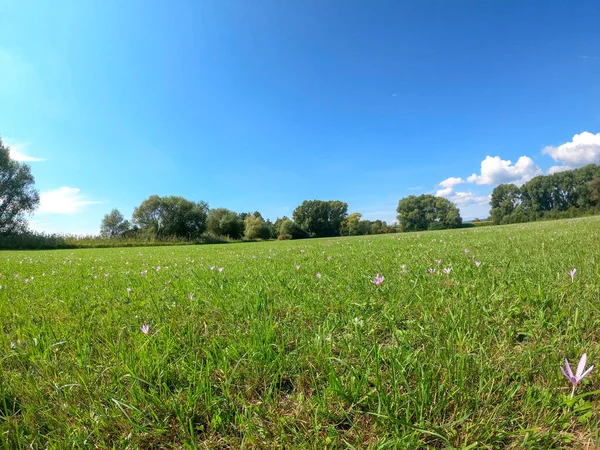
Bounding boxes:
[561,353,594,397]
[327,256,332,261]
[463,249,469,254]
[569,268,577,282]
[295,265,300,270]
[24,278,29,284]
[316,273,322,279]
[209,266,215,271]
[371,274,385,285]
[127,287,131,294]
[443,268,452,275]
[140,324,150,335]
[428,268,436,275]
[435,259,442,265]
[188,293,194,300]
[217,267,224,272]
[475,261,481,268]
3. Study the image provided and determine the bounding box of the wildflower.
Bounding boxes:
[217,267,224,272]
[316,273,322,279]
[140,324,150,335]
[140,269,147,276]
[295,265,300,270]
[371,274,385,285]
[443,268,452,275]
[435,259,442,265]
[561,353,594,397]
[104,273,109,277]
[188,293,194,300]
[428,268,436,275]
[569,268,577,282]
[327,256,332,261]
[24,278,29,284]
[475,261,481,268]
[463,249,469,254]
[209,266,215,270]
[127,287,131,294]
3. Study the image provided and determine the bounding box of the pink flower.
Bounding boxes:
[217,267,224,272]
[443,268,452,275]
[24,278,29,284]
[428,268,436,275]
[316,273,322,279]
[475,261,481,268]
[463,249,469,254]
[127,287,131,294]
[188,293,194,300]
[435,259,442,265]
[140,324,150,335]
[295,265,300,270]
[569,268,577,282]
[140,270,147,276]
[562,353,594,397]
[209,266,215,271]
[371,274,385,285]
[327,256,332,261]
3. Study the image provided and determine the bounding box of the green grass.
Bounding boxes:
[1,216,600,449]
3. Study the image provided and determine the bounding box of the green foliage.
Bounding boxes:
[207,208,243,239]
[1,216,600,447]
[396,194,462,231]
[292,200,348,237]
[0,137,40,234]
[99,209,131,238]
[243,214,270,240]
[276,217,306,239]
[490,164,600,224]
[132,195,209,239]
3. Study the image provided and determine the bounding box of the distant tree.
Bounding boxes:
[207,208,243,239]
[132,195,209,239]
[292,200,348,237]
[100,209,131,238]
[490,184,521,224]
[396,195,462,232]
[243,214,270,240]
[588,178,600,206]
[0,137,40,234]
[341,212,363,236]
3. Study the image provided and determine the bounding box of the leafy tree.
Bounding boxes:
[341,212,363,236]
[292,200,348,237]
[100,209,131,238]
[244,214,270,240]
[132,195,209,239]
[490,184,521,224]
[589,178,600,206]
[0,137,40,234]
[396,194,462,232]
[207,208,243,239]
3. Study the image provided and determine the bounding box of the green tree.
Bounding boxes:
[396,194,462,232]
[244,214,270,240]
[490,184,521,224]
[292,200,348,237]
[132,195,209,239]
[100,209,131,238]
[207,208,243,239]
[0,137,40,234]
[341,212,363,236]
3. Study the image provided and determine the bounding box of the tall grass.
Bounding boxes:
[1,216,599,448]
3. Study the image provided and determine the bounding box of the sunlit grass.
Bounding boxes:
[1,216,600,448]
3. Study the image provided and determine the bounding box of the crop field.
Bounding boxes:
[1,217,600,449]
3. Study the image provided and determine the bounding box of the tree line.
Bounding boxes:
[490,164,600,225]
[100,198,398,241]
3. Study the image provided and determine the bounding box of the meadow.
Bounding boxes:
[1,216,600,449]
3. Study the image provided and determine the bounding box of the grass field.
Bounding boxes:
[1,217,600,449]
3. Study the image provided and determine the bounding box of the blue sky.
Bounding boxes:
[1,1,600,234]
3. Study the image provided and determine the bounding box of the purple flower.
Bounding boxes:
[188,293,194,300]
[371,274,385,285]
[140,270,147,276]
[475,261,481,268]
[295,265,300,270]
[463,249,470,254]
[569,268,577,282]
[428,268,436,275]
[209,266,215,271]
[316,273,322,279]
[217,267,224,272]
[127,287,131,294]
[435,259,442,265]
[561,353,593,396]
[24,278,29,284]
[140,324,150,335]
[443,268,452,275]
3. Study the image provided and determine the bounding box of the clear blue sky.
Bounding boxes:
[1,1,599,234]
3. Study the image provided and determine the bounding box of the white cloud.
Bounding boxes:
[438,177,465,189]
[467,155,542,186]
[542,132,600,171]
[38,187,101,214]
[450,191,490,207]
[4,140,43,162]
[436,187,453,197]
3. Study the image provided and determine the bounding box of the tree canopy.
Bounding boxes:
[100,209,131,238]
[132,195,209,238]
[396,194,462,232]
[0,138,40,234]
[490,164,600,224]
[292,200,348,237]
[206,208,244,239]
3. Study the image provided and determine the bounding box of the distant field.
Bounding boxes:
[1,217,600,448]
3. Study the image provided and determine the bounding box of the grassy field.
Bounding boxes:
[1,217,600,449]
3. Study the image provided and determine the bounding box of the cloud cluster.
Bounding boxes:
[38,187,101,214]
[543,132,600,174]
[467,156,542,186]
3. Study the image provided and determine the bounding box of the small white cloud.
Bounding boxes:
[436,187,454,197]
[4,140,43,162]
[450,191,490,207]
[38,187,101,214]
[542,132,600,170]
[467,155,542,186]
[438,177,465,189]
